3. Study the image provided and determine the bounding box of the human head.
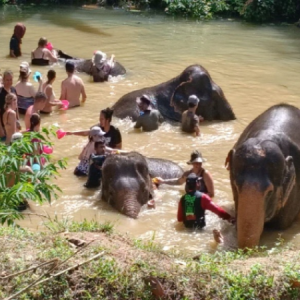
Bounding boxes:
[29,113,41,132]
[90,126,105,142]
[34,92,47,111]
[185,173,201,192]
[65,61,75,74]
[13,23,26,40]
[3,70,13,89]
[99,107,114,127]
[38,37,48,48]
[4,93,17,110]
[187,95,200,109]
[187,150,204,173]
[92,50,107,69]
[47,69,56,84]
[136,94,152,111]
[11,132,23,143]
[94,140,106,154]
[19,62,31,81]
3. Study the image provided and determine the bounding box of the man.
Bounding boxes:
[60,61,86,108]
[181,95,202,136]
[0,70,17,135]
[177,173,234,229]
[156,150,215,198]
[134,94,164,132]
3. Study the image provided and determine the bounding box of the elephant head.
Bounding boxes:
[101,152,153,218]
[226,137,296,249]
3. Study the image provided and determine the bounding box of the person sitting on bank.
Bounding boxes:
[178,173,234,229]
[9,23,26,58]
[31,37,58,65]
[181,95,203,136]
[91,51,115,82]
[134,95,164,132]
[156,150,215,197]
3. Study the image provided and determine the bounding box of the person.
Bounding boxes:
[156,150,215,197]
[84,140,107,188]
[27,113,41,132]
[9,23,26,58]
[3,93,18,144]
[15,62,42,114]
[91,50,115,82]
[177,173,234,229]
[0,70,17,137]
[31,37,58,65]
[74,126,106,176]
[181,95,202,136]
[41,70,63,113]
[24,92,47,130]
[66,107,122,149]
[134,95,164,132]
[60,61,86,108]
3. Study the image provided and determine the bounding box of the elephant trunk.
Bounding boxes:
[237,182,273,249]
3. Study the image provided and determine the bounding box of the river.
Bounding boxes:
[1,5,300,253]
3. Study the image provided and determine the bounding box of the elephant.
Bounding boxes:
[101,152,184,218]
[57,50,126,81]
[225,103,300,249]
[112,64,236,122]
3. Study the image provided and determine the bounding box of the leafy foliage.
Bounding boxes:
[0,128,67,226]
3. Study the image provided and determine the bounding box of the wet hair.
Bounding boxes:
[19,71,29,81]
[29,113,41,132]
[66,61,75,73]
[3,70,13,80]
[100,107,114,122]
[35,92,47,102]
[38,37,48,47]
[94,141,105,149]
[4,93,17,110]
[188,102,197,108]
[46,70,56,84]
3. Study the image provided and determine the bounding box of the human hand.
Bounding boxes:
[153,177,164,184]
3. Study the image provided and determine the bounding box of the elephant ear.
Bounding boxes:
[281,156,296,208]
[225,149,235,171]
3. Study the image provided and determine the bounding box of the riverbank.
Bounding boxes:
[1,220,300,299]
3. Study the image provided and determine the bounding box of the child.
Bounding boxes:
[177,173,234,229]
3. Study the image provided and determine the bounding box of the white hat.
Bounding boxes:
[187,95,200,106]
[20,61,31,75]
[11,132,23,142]
[90,126,105,142]
[92,51,107,69]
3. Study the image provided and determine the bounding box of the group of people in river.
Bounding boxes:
[1,22,234,232]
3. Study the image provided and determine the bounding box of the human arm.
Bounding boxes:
[112,127,122,149]
[60,81,66,101]
[105,146,128,154]
[66,130,90,137]
[44,85,62,107]
[45,49,58,63]
[5,111,17,144]
[9,38,18,58]
[177,197,184,222]
[200,194,234,222]
[193,115,200,136]
[108,54,115,67]
[203,170,214,198]
[81,81,87,103]
[156,171,188,186]
[134,116,142,129]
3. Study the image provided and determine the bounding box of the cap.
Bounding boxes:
[187,95,200,106]
[187,150,204,164]
[90,126,105,141]
[136,94,152,106]
[11,132,23,142]
[20,61,31,75]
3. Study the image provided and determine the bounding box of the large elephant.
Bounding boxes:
[226,104,300,249]
[101,152,183,218]
[57,50,126,81]
[112,65,235,122]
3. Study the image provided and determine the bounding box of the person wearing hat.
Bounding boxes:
[60,61,86,108]
[15,62,42,114]
[156,150,215,197]
[134,95,164,132]
[177,173,234,229]
[91,50,115,82]
[181,95,203,136]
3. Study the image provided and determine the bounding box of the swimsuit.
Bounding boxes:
[32,51,50,66]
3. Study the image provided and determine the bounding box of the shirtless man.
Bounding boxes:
[60,61,86,108]
[24,92,47,130]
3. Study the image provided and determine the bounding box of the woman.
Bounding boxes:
[156,150,215,197]
[66,107,122,149]
[15,62,42,114]
[91,51,115,82]
[41,70,62,113]
[9,23,26,58]
[28,113,41,132]
[3,93,18,144]
[31,37,58,65]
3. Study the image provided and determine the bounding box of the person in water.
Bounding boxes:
[15,62,42,114]
[24,92,47,130]
[9,23,26,58]
[178,173,234,229]
[31,37,58,65]
[134,95,164,132]
[60,61,86,108]
[156,150,215,197]
[66,107,122,149]
[3,93,18,145]
[181,95,202,136]
[27,113,41,132]
[91,50,115,82]
[41,70,63,113]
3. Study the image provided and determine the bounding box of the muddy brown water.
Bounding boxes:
[1,6,300,253]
